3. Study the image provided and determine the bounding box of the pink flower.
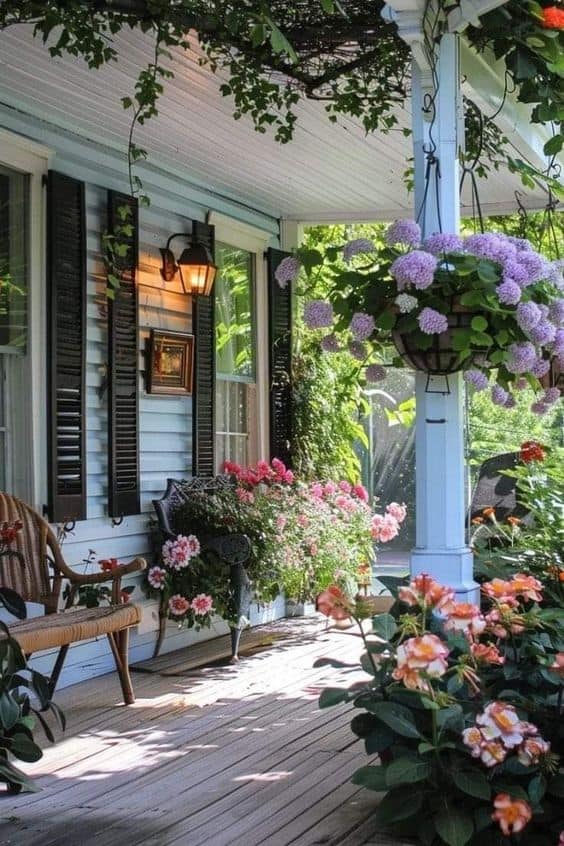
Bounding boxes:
[372,513,400,543]
[276,514,287,532]
[283,470,294,484]
[147,566,167,590]
[492,794,532,837]
[271,457,286,476]
[338,480,352,494]
[169,594,190,616]
[352,484,369,503]
[310,482,324,499]
[223,460,241,476]
[308,543,318,557]
[443,602,486,639]
[236,487,255,504]
[316,585,353,621]
[477,702,527,749]
[517,736,550,766]
[324,481,338,496]
[470,642,505,665]
[297,514,310,528]
[191,593,214,616]
[386,502,407,523]
[463,727,507,767]
[162,534,200,570]
[393,634,449,692]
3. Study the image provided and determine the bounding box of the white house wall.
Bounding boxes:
[0,106,282,690]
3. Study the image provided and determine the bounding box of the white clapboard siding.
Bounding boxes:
[0,107,283,689]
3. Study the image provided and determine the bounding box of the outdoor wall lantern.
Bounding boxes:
[159,232,217,296]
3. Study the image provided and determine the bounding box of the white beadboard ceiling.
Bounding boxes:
[0,26,551,222]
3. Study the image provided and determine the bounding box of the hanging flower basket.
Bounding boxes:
[292,220,564,415]
[391,307,490,375]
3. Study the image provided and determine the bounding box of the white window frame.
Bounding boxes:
[0,130,51,507]
[209,213,272,466]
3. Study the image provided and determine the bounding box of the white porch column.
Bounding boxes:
[411,34,477,600]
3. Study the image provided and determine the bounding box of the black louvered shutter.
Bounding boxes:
[266,248,293,468]
[46,171,87,522]
[107,192,140,517]
[192,221,216,477]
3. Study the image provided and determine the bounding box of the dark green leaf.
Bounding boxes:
[371,613,397,642]
[453,770,491,801]
[365,727,395,754]
[0,692,20,731]
[435,805,474,846]
[352,764,388,791]
[528,774,546,804]
[385,757,431,787]
[9,733,43,763]
[318,688,348,709]
[376,786,423,824]
[368,701,421,738]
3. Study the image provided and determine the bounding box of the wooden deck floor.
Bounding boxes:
[0,618,409,846]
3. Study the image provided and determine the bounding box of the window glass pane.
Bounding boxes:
[215,244,254,379]
[0,166,28,350]
[216,380,250,469]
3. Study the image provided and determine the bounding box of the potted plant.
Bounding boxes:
[279,221,564,414]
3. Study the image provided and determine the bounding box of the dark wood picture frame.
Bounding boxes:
[146,329,194,395]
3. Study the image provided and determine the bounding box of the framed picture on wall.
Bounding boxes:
[146,329,194,395]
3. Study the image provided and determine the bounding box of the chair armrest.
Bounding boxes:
[66,557,147,586]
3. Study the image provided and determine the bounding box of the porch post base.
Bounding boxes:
[410,548,479,603]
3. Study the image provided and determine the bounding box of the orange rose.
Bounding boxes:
[443,602,486,638]
[471,642,505,665]
[393,634,449,692]
[482,507,495,518]
[506,516,521,527]
[492,794,532,836]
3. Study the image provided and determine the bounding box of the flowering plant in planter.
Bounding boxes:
[145,534,227,629]
[318,572,564,846]
[168,458,407,604]
[281,220,564,414]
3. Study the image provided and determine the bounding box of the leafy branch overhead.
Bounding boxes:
[0,1,562,197]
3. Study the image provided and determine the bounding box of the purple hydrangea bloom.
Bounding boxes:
[518,252,547,285]
[506,341,537,374]
[350,312,375,341]
[343,238,375,262]
[504,395,517,409]
[423,233,463,256]
[418,307,448,334]
[516,301,541,332]
[546,260,564,290]
[496,280,521,305]
[385,219,421,248]
[543,387,561,405]
[502,260,530,288]
[529,320,556,346]
[349,341,368,361]
[463,369,489,391]
[464,233,516,264]
[491,385,509,406]
[549,299,564,326]
[365,364,387,383]
[553,329,564,357]
[531,357,551,378]
[391,251,438,291]
[531,401,549,416]
[320,333,340,353]
[275,255,301,288]
[507,236,534,252]
[304,300,334,330]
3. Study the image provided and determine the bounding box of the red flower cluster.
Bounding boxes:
[520,440,546,463]
[0,519,23,545]
[223,458,294,487]
[99,558,120,572]
[541,5,564,28]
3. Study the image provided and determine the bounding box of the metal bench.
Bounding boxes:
[153,477,253,661]
[0,493,146,705]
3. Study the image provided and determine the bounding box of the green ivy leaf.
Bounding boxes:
[471,315,488,332]
[544,134,564,156]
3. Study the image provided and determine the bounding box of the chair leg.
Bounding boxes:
[49,644,70,698]
[230,626,243,663]
[107,628,135,706]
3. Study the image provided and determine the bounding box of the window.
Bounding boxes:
[215,243,258,469]
[0,165,28,351]
[0,134,48,503]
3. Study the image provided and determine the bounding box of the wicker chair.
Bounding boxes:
[0,494,146,705]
